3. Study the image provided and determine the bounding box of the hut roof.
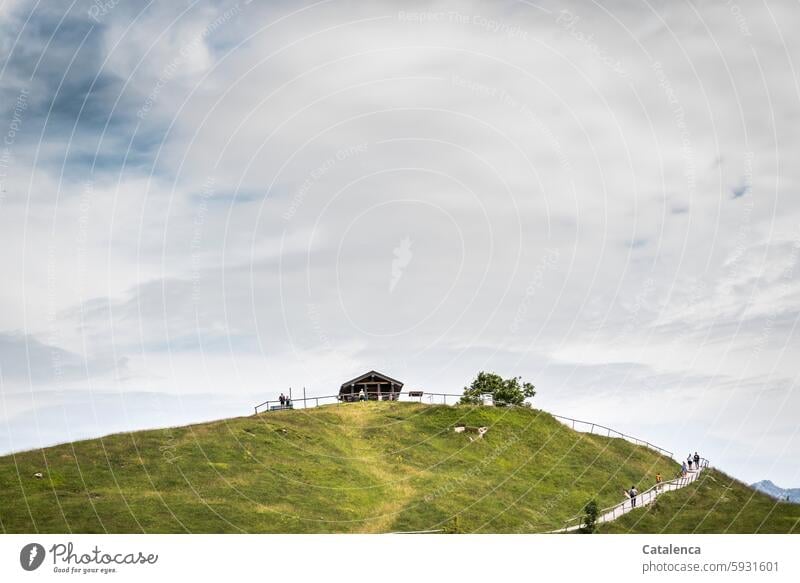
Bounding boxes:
[339,370,404,390]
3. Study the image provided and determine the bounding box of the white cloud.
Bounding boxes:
[0,0,798,484]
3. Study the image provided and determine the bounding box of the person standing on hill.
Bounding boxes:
[694,452,700,469]
[279,393,285,407]
[655,473,663,491]
[629,486,639,508]
[687,454,693,470]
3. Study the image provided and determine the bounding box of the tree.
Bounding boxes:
[459,371,536,406]
[579,500,598,534]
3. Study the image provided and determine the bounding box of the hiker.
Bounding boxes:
[687,454,693,471]
[358,388,366,402]
[655,473,663,491]
[681,460,687,477]
[693,452,700,469]
[629,486,638,508]
[279,393,285,407]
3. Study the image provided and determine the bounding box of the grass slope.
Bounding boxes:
[7,402,794,534]
[0,402,676,533]
[598,468,800,534]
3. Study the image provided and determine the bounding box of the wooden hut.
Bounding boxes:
[339,370,403,402]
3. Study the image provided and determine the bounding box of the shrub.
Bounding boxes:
[579,500,598,534]
[459,371,536,406]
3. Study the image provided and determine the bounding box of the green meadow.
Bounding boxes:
[0,401,794,533]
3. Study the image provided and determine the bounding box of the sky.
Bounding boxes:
[0,0,798,486]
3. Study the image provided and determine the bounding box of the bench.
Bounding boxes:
[408,391,424,398]
[269,404,294,411]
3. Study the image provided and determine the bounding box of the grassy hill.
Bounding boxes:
[0,401,793,533]
[599,468,800,534]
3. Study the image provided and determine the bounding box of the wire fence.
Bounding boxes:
[549,414,674,458]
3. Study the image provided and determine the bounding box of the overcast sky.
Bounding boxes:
[0,0,798,486]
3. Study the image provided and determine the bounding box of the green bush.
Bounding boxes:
[579,500,598,534]
[459,371,536,406]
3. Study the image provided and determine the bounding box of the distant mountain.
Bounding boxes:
[751,480,800,503]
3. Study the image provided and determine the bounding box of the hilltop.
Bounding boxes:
[0,401,795,533]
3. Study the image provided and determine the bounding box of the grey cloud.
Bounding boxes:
[0,331,124,385]
[731,180,749,199]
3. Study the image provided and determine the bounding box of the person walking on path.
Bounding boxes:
[694,452,700,469]
[687,454,693,471]
[656,473,663,491]
[629,486,639,508]
[681,460,688,477]
[279,393,285,407]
